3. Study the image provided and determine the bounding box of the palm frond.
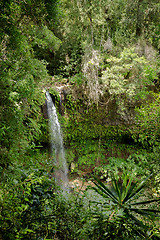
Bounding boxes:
[125,175,151,202]
[91,186,110,199]
[93,177,118,204]
[125,214,147,238]
[122,181,138,203]
[124,209,145,228]
[129,208,160,217]
[131,198,160,206]
[121,175,137,202]
[112,178,122,202]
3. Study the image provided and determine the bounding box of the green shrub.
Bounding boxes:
[87,172,160,239]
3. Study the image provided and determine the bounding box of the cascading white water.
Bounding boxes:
[46,91,69,193]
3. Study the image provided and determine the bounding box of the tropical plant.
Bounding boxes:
[90,172,160,239]
[0,0,62,167]
[101,47,158,122]
[134,93,160,147]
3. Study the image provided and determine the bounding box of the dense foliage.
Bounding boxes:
[0,0,159,239]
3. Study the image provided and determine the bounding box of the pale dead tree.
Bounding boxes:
[103,37,112,52]
[82,47,102,105]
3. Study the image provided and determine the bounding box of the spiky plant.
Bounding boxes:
[91,171,160,239]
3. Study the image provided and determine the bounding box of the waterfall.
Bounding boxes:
[46,91,69,193]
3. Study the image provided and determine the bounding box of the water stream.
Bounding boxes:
[46,91,69,193]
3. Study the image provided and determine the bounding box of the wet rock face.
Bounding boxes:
[42,84,73,118]
[42,82,136,126]
[41,101,48,119]
[42,92,63,118]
